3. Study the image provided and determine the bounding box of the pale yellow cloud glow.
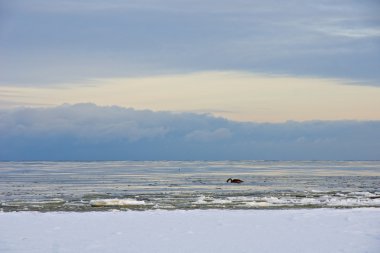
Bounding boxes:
[1,71,380,122]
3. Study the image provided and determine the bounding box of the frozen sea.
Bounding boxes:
[0,161,379,211]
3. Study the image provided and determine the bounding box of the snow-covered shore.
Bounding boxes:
[1,209,379,253]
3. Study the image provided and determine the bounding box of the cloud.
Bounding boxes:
[319,27,380,38]
[185,128,232,142]
[1,71,380,122]
[1,104,379,160]
[1,0,380,86]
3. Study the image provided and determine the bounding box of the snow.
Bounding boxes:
[89,198,146,207]
[1,209,380,253]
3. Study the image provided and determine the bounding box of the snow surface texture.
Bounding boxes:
[1,209,379,253]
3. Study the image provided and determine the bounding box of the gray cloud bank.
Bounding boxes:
[1,104,379,160]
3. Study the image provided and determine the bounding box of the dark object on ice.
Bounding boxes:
[226,178,243,184]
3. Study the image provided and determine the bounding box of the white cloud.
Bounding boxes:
[316,26,380,38]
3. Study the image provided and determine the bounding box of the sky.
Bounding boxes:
[0,0,380,160]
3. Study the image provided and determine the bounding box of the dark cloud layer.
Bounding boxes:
[1,0,379,86]
[1,104,379,160]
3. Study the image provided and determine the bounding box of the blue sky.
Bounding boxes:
[0,1,379,160]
